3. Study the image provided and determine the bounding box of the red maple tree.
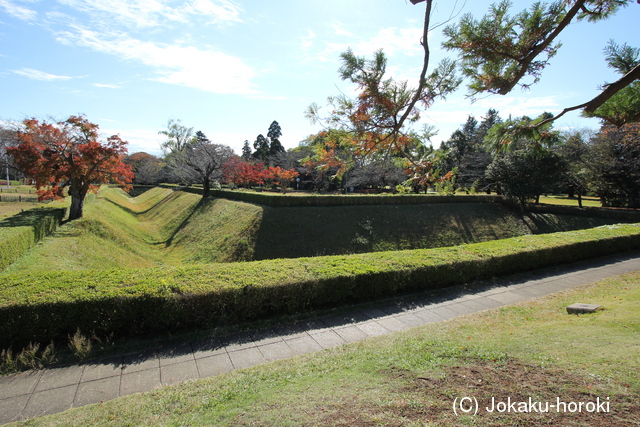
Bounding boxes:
[223,157,269,188]
[7,115,134,220]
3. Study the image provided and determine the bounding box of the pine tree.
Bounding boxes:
[267,120,284,156]
[241,140,252,160]
[253,134,269,162]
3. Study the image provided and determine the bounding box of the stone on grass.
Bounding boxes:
[566,303,602,314]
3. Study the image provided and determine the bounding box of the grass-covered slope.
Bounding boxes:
[2,188,200,272]
[2,187,631,274]
[2,187,266,273]
[251,203,625,259]
[0,204,67,271]
[167,198,263,263]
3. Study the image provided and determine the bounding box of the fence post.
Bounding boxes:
[19,195,22,202]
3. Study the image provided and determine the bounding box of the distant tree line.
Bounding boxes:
[3,110,639,209]
[117,108,640,208]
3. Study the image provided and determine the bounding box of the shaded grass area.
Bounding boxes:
[252,203,527,259]
[252,203,624,260]
[12,271,639,426]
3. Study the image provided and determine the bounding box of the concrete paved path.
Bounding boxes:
[1,251,640,424]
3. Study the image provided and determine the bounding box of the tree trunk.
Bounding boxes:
[69,193,85,221]
[202,179,210,198]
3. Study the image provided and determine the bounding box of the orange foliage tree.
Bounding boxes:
[7,115,134,220]
[266,166,299,193]
[305,43,460,188]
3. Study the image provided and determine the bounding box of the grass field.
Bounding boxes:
[539,195,602,207]
[0,202,49,220]
[10,269,638,426]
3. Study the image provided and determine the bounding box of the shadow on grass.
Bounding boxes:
[251,203,536,260]
[164,197,211,248]
[521,212,628,234]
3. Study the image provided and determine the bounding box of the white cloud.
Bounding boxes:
[93,83,121,88]
[102,127,164,155]
[301,29,315,49]
[311,26,424,63]
[182,0,242,24]
[0,0,37,21]
[331,23,352,37]
[473,95,561,118]
[56,26,256,94]
[58,0,242,29]
[12,68,73,81]
[352,27,424,57]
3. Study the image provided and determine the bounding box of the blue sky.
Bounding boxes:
[0,0,637,156]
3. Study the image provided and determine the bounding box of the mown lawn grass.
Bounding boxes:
[0,185,38,194]
[10,270,639,426]
[538,195,602,207]
[0,202,49,219]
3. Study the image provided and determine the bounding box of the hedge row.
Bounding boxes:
[160,185,506,207]
[1,224,640,349]
[213,190,511,207]
[0,206,68,272]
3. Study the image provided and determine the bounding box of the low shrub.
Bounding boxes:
[1,224,640,350]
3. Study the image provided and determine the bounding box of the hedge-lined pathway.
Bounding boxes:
[2,250,640,425]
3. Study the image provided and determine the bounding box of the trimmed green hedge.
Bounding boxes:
[161,184,506,207]
[1,224,640,349]
[0,206,68,272]
[211,190,510,207]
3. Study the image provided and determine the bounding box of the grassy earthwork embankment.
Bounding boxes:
[2,187,628,274]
